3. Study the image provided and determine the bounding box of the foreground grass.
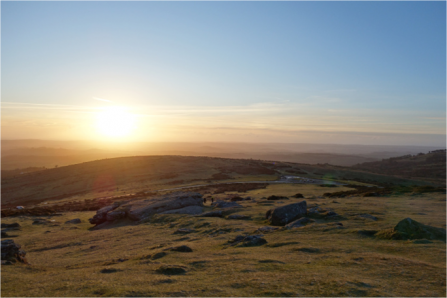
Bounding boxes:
[2,189,446,297]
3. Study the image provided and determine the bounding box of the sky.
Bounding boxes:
[1,1,446,146]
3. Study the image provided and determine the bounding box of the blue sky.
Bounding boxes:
[2,1,446,145]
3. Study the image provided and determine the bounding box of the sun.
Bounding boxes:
[95,106,136,138]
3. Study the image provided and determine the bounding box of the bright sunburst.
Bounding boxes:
[96,106,136,138]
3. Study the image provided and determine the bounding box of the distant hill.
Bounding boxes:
[352,150,446,184]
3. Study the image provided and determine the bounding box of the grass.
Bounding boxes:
[2,188,446,297]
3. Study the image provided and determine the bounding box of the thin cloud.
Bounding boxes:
[93,97,112,103]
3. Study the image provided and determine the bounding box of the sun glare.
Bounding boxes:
[96,106,136,138]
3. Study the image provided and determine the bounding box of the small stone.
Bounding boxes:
[155,265,187,275]
[169,245,193,252]
[65,218,82,224]
[100,268,120,273]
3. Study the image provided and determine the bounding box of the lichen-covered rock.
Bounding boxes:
[394,218,446,241]
[376,218,446,241]
[159,206,203,215]
[126,192,203,221]
[89,204,119,225]
[267,201,307,226]
[1,239,28,264]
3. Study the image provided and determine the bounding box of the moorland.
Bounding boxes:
[1,148,446,297]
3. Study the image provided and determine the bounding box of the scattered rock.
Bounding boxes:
[1,223,20,229]
[325,211,339,217]
[196,211,223,217]
[376,218,446,241]
[212,200,243,209]
[89,204,120,226]
[267,195,289,201]
[412,239,433,244]
[267,201,307,226]
[257,226,279,233]
[160,206,203,215]
[295,247,320,253]
[358,214,378,221]
[258,259,285,264]
[168,245,193,252]
[155,265,187,275]
[1,239,28,264]
[291,193,304,198]
[173,228,195,234]
[65,218,82,224]
[150,252,167,260]
[32,219,51,225]
[227,214,250,220]
[228,235,267,247]
[285,217,314,229]
[100,268,121,273]
[89,192,203,226]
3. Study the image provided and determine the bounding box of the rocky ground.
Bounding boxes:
[1,183,446,297]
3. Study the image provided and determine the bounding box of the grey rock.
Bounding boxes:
[156,265,187,275]
[1,223,20,229]
[227,214,250,220]
[394,218,446,241]
[89,204,119,225]
[228,235,267,247]
[196,211,223,217]
[212,200,243,209]
[106,210,127,222]
[286,217,314,229]
[1,239,27,264]
[267,201,307,226]
[326,211,338,217]
[160,205,203,215]
[65,218,82,224]
[168,245,193,252]
[257,226,279,233]
[126,192,203,221]
[267,195,289,201]
[358,214,378,221]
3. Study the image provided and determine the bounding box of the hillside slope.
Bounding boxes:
[352,150,446,185]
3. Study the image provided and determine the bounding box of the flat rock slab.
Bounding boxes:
[89,192,203,226]
[160,206,203,215]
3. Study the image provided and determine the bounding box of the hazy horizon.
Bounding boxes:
[2,2,446,147]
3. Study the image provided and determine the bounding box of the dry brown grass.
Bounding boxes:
[2,187,445,297]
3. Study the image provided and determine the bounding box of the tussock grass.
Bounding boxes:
[2,191,446,297]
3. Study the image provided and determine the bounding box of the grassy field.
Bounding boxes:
[2,183,445,297]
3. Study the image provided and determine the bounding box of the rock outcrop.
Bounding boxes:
[266,201,307,226]
[376,218,446,241]
[88,192,203,226]
[1,239,28,264]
